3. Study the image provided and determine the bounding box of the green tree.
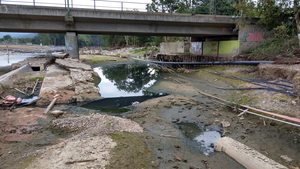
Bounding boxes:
[3,35,12,42]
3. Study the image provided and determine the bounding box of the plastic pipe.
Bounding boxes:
[214,137,288,169]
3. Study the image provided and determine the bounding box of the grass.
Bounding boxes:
[130,47,159,57]
[107,132,155,169]
[17,155,37,169]
[29,76,44,82]
[245,36,298,56]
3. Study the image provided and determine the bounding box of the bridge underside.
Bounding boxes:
[0,5,239,58]
[0,18,236,37]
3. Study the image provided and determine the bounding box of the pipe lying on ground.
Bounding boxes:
[195,89,300,124]
[132,57,274,65]
[214,137,288,169]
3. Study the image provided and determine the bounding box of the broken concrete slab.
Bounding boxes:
[37,59,101,106]
[70,69,94,82]
[56,58,92,71]
[0,63,33,85]
[11,56,55,71]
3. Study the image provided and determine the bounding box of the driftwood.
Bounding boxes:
[65,158,97,164]
[173,154,182,161]
[43,98,57,114]
[31,79,39,95]
[160,134,178,138]
[15,88,28,96]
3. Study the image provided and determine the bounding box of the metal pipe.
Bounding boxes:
[33,0,35,6]
[121,2,123,11]
[94,0,95,9]
[132,58,274,65]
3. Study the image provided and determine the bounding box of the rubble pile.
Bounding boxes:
[37,58,101,106]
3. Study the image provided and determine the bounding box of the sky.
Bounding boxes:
[1,0,152,11]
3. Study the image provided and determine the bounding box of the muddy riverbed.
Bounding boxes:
[0,59,300,169]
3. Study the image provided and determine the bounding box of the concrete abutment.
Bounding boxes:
[65,32,79,58]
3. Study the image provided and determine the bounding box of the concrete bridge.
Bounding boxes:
[0,5,261,58]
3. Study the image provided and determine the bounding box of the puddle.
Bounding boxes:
[177,122,221,155]
[93,63,159,98]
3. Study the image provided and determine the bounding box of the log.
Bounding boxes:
[15,88,28,96]
[214,137,288,169]
[65,158,97,164]
[43,98,57,114]
[31,79,39,95]
[160,134,178,138]
[173,154,182,161]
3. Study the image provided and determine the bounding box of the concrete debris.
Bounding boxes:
[56,58,92,71]
[37,59,101,106]
[221,120,231,128]
[70,69,94,82]
[11,56,54,71]
[280,155,293,163]
[0,63,32,85]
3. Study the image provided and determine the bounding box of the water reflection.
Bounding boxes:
[94,63,159,98]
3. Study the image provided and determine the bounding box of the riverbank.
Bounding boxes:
[0,53,299,169]
[0,45,64,55]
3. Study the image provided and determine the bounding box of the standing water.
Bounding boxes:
[81,63,165,112]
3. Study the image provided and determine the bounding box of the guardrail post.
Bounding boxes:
[33,0,35,6]
[147,4,149,12]
[94,0,95,9]
[65,0,66,8]
[71,0,73,8]
[121,2,123,11]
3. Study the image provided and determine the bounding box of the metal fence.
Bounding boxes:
[0,0,150,11]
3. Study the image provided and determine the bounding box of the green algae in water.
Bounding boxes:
[178,122,203,139]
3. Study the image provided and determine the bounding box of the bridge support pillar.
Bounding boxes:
[65,32,79,58]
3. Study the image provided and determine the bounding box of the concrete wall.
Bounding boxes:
[239,24,268,53]
[190,42,202,54]
[219,40,239,56]
[201,40,239,57]
[160,42,189,54]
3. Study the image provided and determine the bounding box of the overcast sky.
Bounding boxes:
[2,0,152,11]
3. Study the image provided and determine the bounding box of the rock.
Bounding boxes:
[221,121,230,128]
[293,73,300,96]
[172,118,179,123]
[280,155,293,163]
[196,105,202,110]
[50,110,66,117]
